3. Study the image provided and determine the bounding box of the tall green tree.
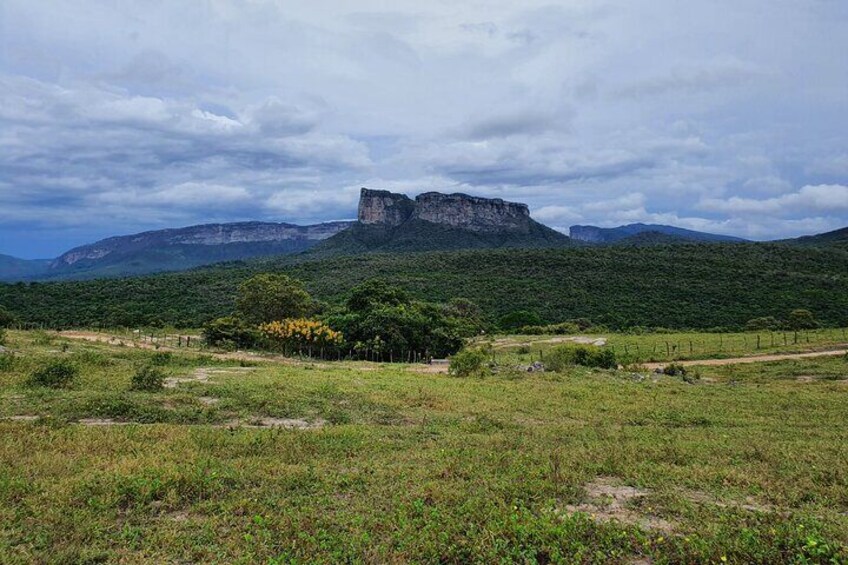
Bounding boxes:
[787,309,818,330]
[235,274,313,325]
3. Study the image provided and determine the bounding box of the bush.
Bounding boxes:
[0,327,5,346]
[150,352,173,366]
[0,353,16,372]
[28,360,78,388]
[449,348,489,378]
[518,322,580,335]
[130,365,166,392]
[545,345,618,371]
[663,363,687,377]
[745,316,783,331]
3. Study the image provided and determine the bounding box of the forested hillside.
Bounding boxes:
[2,243,847,330]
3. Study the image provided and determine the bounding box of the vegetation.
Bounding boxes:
[202,316,259,350]
[258,319,343,354]
[325,280,475,359]
[130,365,166,391]
[448,348,489,377]
[27,359,78,388]
[2,243,848,331]
[235,273,314,325]
[545,344,618,371]
[0,331,846,562]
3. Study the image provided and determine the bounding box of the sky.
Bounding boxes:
[1,0,847,258]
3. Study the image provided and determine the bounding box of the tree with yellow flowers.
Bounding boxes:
[258,318,343,356]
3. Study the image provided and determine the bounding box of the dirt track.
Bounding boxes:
[57,331,847,372]
[643,348,848,370]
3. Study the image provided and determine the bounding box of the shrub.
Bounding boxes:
[130,365,166,392]
[28,360,78,389]
[517,345,531,355]
[663,363,687,377]
[518,322,580,335]
[0,353,16,372]
[745,316,783,331]
[150,352,173,366]
[546,345,618,371]
[0,327,5,346]
[449,348,489,378]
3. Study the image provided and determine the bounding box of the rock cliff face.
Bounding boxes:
[358,189,416,227]
[357,188,532,233]
[51,221,352,269]
[412,192,531,233]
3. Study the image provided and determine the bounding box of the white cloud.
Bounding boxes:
[1,0,847,256]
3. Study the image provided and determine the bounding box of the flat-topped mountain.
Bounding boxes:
[359,189,534,233]
[42,221,352,280]
[570,223,747,245]
[315,188,570,254]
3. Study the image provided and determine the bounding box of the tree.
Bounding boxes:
[745,316,782,331]
[0,306,15,328]
[203,316,259,349]
[499,310,543,332]
[345,279,409,313]
[235,274,313,325]
[787,309,818,330]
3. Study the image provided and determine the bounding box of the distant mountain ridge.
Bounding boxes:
[22,221,352,281]
[569,223,747,245]
[313,188,571,255]
[1,188,846,282]
[0,255,51,282]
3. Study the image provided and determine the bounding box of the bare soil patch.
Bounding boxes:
[492,336,608,349]
[78,418,131,426]
[164,366,256,389]
[222,417,326,430]
[565,477,675,533]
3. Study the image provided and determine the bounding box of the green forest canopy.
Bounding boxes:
[1,243,847,331]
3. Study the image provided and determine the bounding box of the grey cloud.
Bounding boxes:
[1,0,847,256]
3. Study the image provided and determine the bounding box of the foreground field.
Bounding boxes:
[1,331,847,563]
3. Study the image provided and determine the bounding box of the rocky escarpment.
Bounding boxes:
[358,190,416,227]
[51,221,352,269]
[312,189,569,255]
[358,188,533,233]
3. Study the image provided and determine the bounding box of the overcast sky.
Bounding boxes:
[1,0,847,258]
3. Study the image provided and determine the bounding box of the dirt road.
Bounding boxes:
[643,348,848,370]
[57,331,847,372]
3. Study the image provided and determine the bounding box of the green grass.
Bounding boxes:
[1,331,847,563]
[484,328,848,365]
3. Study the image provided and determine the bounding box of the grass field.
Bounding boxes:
[483,328,848,365]
[1,330,847,563]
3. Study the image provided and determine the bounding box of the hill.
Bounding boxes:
[313,189,570,255]
[34,221,352,280]
[570,223,747,245]
[785,226,848,249]
[2,243,847,330]
[0,254,50,282]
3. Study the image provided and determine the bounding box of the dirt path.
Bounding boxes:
[58,331,305,366]
[57,331,386,371]
[643,348,848,370]
[56,331,848,372]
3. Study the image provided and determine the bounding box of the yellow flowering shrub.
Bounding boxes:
[258,319,344,351]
